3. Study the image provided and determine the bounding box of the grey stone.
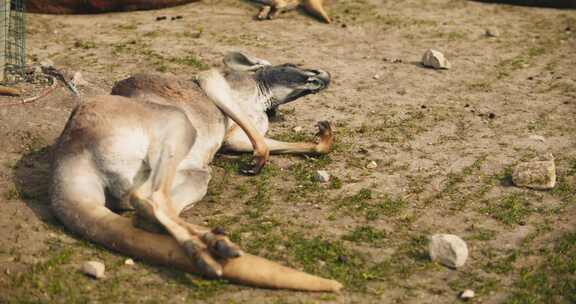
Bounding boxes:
[528,135,546,142]
[292,126,303,133]
[429,234,468,268]
[460,289,475,299]
[366,161,378,169]
[512,154,556,190]
[314,170,330,183]
[124,258,135,266]
[421,49,451,69]
[81,261,105,279]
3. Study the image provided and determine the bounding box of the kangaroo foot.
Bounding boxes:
[182,238,223,278]
[315,121,334,154]
[202,228,243,259]
[257,6,272,20]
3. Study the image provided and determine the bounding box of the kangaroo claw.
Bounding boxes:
[315,121,334,154]
[182,239,223,278]
[316,121,331,136]
[202,232,243,259]
[240,154,267,175]
[257,6,272,20]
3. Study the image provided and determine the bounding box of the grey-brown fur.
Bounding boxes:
[50,52,341,291]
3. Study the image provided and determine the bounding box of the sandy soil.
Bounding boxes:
[0,0,575,303]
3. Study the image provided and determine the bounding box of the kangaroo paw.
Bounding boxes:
[202,231,243,259]
[257,6,272,20]
[240,152,269,175]
[182,239,223,278]
[315,121,334,154]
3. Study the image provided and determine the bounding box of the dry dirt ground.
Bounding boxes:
[1,0,575,303]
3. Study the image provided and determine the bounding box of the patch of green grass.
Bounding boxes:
[342,226,388,247]
[483,249,519,274]
[388,235,433,278]
[505,232,576,303]
[367,195,408,220]
[330,175,343,189]
[286,234,389,291]
[551,175,576,205]
[3,183,20,200]
[335,188,372,214]
[497,47,547,79]
[336,189,407,220]
[271,130,314,143]
[169,54,208,70]
[242,164,279,219]
[480,193,533,226]
[374,112,427,143]
[6,238,232,303]
[466,226,497,241]
[285,155,333,200]
[567,158,576,176]
[187,279,228,299]
[448,271,501,295]
[7,246,93,302]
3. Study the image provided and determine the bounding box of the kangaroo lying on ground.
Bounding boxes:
[253,0,331,23]
[26,0,199,14]
[50,52,342,292]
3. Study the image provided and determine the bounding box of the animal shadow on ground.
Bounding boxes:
[14,146,57,226]
[12,145,208,286]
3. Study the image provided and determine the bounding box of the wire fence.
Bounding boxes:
[1,0,25,84]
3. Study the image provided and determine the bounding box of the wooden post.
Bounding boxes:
[0,0,10,83]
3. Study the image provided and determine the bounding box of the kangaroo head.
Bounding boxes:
[222,52,331,116]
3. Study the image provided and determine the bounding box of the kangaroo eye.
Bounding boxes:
[307,78,322,86]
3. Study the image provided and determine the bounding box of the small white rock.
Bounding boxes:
[314,170,331,183]
[366,161,378,169]
[124,258,135,266]
[528,135,546,142]
[292,126,303,132]
[373,74,381,80]
[512,154,556,190]
[421,49,451,69]
[429,234,468,268]
[81,261,105,279]
[460,289,475,299]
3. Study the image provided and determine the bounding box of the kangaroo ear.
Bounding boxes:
[223,52,271,71]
